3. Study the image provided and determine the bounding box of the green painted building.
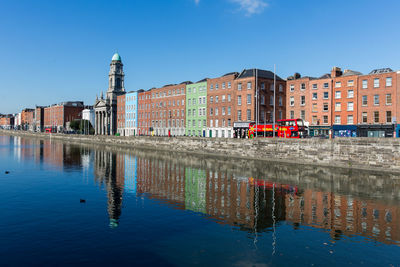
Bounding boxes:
[185,167,206,213]
[186,79,207,137]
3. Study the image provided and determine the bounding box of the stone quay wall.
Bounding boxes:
[2,130,400,173]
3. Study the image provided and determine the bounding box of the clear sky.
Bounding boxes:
[1,0,400,114]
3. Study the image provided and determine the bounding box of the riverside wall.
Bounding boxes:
[2,130,400,173]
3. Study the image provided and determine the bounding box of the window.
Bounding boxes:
[210,108,213,116]
[247,109,251,121]
[215,108,219,116]
[279,84,283,92]
[222,82,226,89]
[312,93,317,100]
[290,96,294,106]
[347,102,354,111]
[347,80,354,86]
[238,83,242,91]
[301,110,305,120]
[335,103,341,111]
[290,84,294,92]
[222,95,226,102]
[222,107,226,115]
[210,84,214,90]
[360,80,367,90]
[362,112,368,123]
[323,83,329,89]
[386,77,392,87]
[335,82,341,88]
[228,106,231,115]
[279,96,283,106]
[312,116,317,125]
[323,116,328,124]
[238,95,242,106]
[261,83,265,90]
[228,94,231,102]
[210,96,213,103]
[215,96,218,103]
[335,115,341,124]
[215,83,219,90]
[237,110,242,121]
[301,95,305,105]
[374,111,379,123]
[347,115,353,124]
[386,94,392,105]
[323,92,329,99]
[312,104,317,112]
[312,84,317,90]
[387,111,392,123]
[270,84,274,91]
[301,83,306,90]
[270,95,274,106]
[362,95,368,106]
[290,111,294,119]
[335,91,341,99]
[374,78,380,88]
[374,95,379,105]
[228,82,231,88]
[323,103,328,112]
[261,95,265,105]
[348,90,354,98]
[247,82,252,90]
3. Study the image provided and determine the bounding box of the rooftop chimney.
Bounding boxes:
[331,67,342,78]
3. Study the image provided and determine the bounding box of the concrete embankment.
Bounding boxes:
[2,130,400,173]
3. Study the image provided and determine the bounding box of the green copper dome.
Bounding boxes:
[112,53,121,61]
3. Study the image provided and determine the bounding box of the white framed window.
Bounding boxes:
[374,95,379,105]
[228,82,231,88]
[386,94,392,105]
[386,77,392,87]
[301,95,305,105]
[362,95,367,106]
[323,83,329,89]
[348,90,354,98]
[312,84,317,90]
[247,94,251,104]
[247,82,252,89]
[347,80,354,86]
[312,93,317,100]
[279,84,283,92]
[347,115,353,124]
[335,91,341,99]
[335,115,341,124]
[290,96,294,106]
[290,111,294,119]
[374,78,380,88]
[362,80,367,89]
[347,102,354,111]
[301,83,306,90]
[290,84,294,92]
[238,95,242,105]
[335,102,341,111]
[238,83,242,91]
[335,82,341,88]
[323,92,329,99]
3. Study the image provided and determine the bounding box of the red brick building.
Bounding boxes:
[117,93,126,136]
[206,72,238,138]
[234,69,286,136]
[0,115,14,129]
[138,89,152,135]
[150,83,187,136]
[43,101,84,132]
[357,69,398,137]
[21,108,35,130]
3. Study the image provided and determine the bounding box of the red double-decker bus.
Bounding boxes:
[277,119,308,138]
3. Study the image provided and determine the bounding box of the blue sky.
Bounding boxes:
[1,0,400,113]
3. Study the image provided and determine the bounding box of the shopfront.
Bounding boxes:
[358,124,394,138]
[332,125,358,138]
[309,126,331,138]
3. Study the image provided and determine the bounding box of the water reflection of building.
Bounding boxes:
[286,189,400,244]
[185,167,206,213]
[94,150,124,228]
[124,154,137,194]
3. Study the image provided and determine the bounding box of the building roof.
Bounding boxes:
[237,69,283,81]
[195,78,208,83]
[112,53,121,62]
[342,69,363,76]
[223,72,239,77]
[369,68,393,74]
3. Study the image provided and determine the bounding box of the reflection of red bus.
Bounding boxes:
[248,177,298,194]
[45,127,56,133]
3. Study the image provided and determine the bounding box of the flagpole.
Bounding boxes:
[273,64,276,138]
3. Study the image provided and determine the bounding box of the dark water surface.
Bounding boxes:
[1,135,400,266]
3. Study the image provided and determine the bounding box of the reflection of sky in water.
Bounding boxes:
[0,135,400,266]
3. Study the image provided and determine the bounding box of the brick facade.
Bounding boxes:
[138,90,152,136]
[117,94,126,135]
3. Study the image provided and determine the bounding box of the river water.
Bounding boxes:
[0,135,399,266]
